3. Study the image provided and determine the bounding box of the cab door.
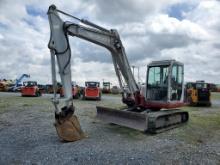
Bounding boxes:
[169,64,184,102]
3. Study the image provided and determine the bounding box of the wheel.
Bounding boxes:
[97,93,101,101]
[207,102,212,107]
[74,93,80,99]
[35,91,41,97]
[35,92,39,97]
[82,93,86,100]
[189,97,196,106]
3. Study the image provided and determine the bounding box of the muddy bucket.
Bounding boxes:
[54,106,85,142]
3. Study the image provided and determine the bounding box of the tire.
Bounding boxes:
[97,93,101,101]
[207,102,212,107]
[189,97,196,106]
[35,91,41,97]
[82,93,86,100]
[74,93,80,99]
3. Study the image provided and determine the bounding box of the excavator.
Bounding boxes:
[47,5,189,142]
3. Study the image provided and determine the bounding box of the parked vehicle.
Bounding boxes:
[102,82,111,93]
[185,81,211,106]
[21,81,41,97]
[82,81,101,100]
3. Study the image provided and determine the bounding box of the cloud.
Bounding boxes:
[161,41,220,83]
[166,2,197,20]
[71,58,117,85]
[92,0,183,24]
[117,13,210,63]
[0,33,4,40]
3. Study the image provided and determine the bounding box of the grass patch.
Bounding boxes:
[211,92,220,100]
[0,96,51,114]
[191,114,220,128]
[22,103,31,107]
[0,98,10,113]
[0,103,10,114]
[0,103,9,109]
[176,111,220,145]
[172,103,220,145]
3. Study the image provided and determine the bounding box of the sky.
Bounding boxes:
[0,0,220,86]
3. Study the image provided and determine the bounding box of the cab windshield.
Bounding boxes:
[147,64,183,101]
[24,81,37,87]
[196,83,207,89]
[147,65,169,101]
[86,82,99,87]
[148,66,169,87]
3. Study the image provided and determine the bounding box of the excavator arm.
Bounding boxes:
[47,5,139,141]
[48,5,139,111]
[65,22,139,96]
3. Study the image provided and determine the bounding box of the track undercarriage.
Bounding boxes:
[97,106,189,133]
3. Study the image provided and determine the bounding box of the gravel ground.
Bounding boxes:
[0,92,220,165]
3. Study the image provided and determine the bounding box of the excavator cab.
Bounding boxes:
[145,60,184,109]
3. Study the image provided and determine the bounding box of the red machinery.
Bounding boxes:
[60,85,81,99]
[83,81,101,100]
[21,81,41,97]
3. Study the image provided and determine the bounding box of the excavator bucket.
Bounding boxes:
[96,106,189,133]
[54,106,85,142]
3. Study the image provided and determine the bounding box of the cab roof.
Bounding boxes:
[148,60,183,67]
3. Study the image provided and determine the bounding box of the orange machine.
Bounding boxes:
[60,85,81,99]
[0,80,8,92]
[0,79,13,92]
[21,81,41,97]
[83,81,101,100]
[46,83,62,94]
[46,84,54,93]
